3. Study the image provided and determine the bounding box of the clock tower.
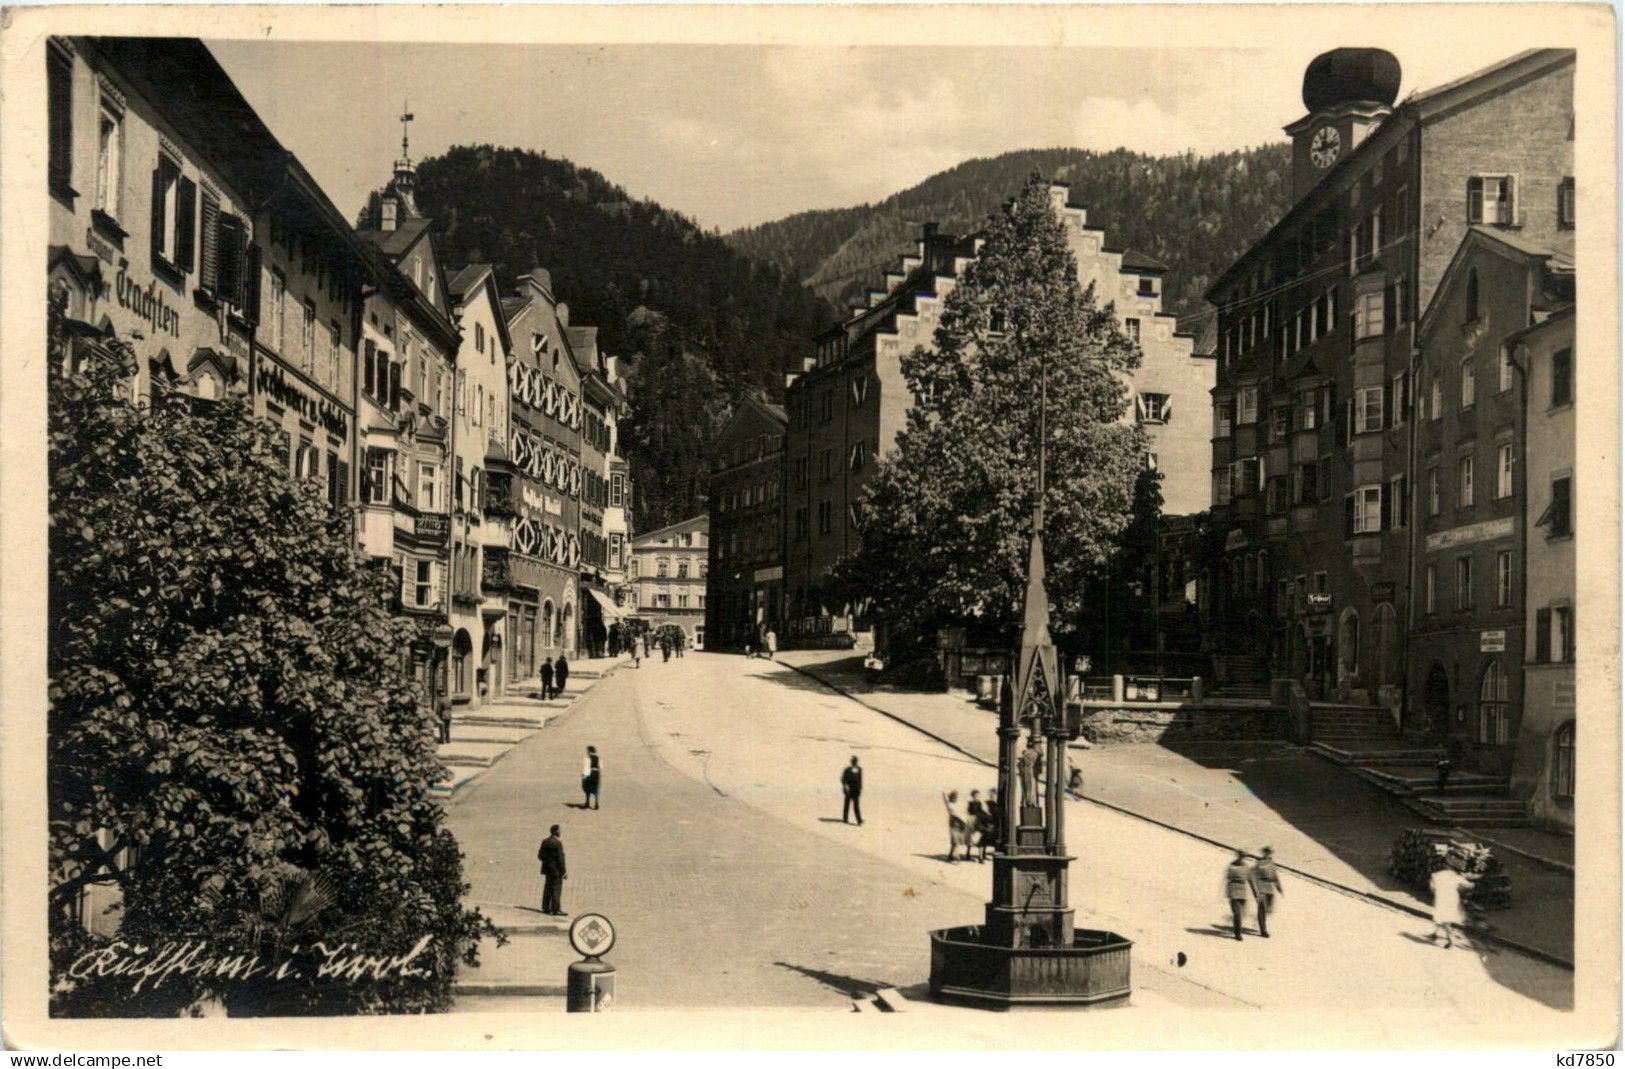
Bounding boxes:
[1285,48,1401,201]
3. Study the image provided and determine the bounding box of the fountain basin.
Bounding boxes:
[928,925,1132,1007]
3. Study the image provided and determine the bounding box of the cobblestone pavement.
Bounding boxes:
[776,651,1577,972]
[443,651,1599,1042]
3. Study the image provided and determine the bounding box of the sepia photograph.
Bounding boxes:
[0,2,1617,1052]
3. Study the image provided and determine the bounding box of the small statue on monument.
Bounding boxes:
[1016,733,1045,813]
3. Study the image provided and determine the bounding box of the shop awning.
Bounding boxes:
[586,587,625,621]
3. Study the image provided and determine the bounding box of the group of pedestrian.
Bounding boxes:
[534,742,606,918]
[942,787,999,863]
[537,653,571,700]
[1223,847,1284,939]
[745,629,777,661]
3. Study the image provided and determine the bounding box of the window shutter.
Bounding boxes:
[199,190,220,292]
[1467,177,1483,223]
[217,213,244,307]
[150,166,167,265]
[176,178,196,274]
[336,459,350,507]
[243,239,261,324]
[390,361,401,411]
[1380,484,1391,530]
[1344,494,1355,538]
[1563,606,1576,662]
[1535,608,1551,662]
[1343,398,1353,444]
[399,561,411,607]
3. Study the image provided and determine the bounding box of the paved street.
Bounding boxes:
[445,651,1583,1041]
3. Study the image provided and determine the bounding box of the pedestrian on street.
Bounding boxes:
[744,639,755,659]
[984,788,1002,856]
[660,635,671,663]
[1250,846,1283,937]
[967,789,995,862]
[539,658,554,701]
[764,629,777,661]
[538,824,567,916]
[582,745,601,810]
[942,790,973,863]
[1428,864,1477,948]
[840,756,864,825]
[554,653,570,699]
[642,632,651,658]
[434,691,452,745]
[1224,851,1253,940]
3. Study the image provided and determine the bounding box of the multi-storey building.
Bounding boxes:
[603,371,635,610]
[630,515,709,646]
[783,186,1211,644]
[447,263,512,707]
[354,143,464,702]
[501,269,585,681]
[1203,47,1574,708]
[705,399,787,650]
[569,324,628,657]
[1509,304,1575,829]
[1412,229,1573,775]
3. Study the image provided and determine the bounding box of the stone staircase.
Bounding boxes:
[1308,701,1399,742]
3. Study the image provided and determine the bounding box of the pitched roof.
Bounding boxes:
[447,264,490,301]
[1120,248,1168,273]
[356,216,432,259]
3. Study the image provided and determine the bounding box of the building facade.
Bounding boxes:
[355,151,464,703]
[447,264,513,707]
[1509,306,1575,829]
[630,515,709,645]
[570,324,629,657]
[1203,48,1574,711]
[502,269,584,683]
[706,399,787,650]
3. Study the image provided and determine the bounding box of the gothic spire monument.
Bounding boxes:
[928,351,1133,1008]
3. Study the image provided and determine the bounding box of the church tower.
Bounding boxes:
[1283,48,1401,201]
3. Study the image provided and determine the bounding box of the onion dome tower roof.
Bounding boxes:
[1302,48,1402,112]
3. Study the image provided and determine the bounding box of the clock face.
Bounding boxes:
[1310,126,1341,169]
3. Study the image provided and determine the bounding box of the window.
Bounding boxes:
[1496,549,1513,607]
[418,461,437,510]
[793,507,808,541]
[1237,386,1259,425]
[1456,555,1473,610]
[1458,454,1474,508]
[1137,277,1156,297]
[1541,476,1572,537]
[149,153,184,270]
[95,96,124,219]
[365,448,390,505]
[475,322,485,355]
[655,557,670,579]
[1214,398,1233,438]
[474,384,484,426]
[1497,346,1515,394]
[1478,661,1510,744]
[1559,177,1575,229]
[677,594,689,609]
[819,450,832,483]
[1555,605,1575,663]
[1552,722,1575,799]
[1389,372,1409,428]
[1551,348,1572,406]
[414,559,434,608]
[1393,273,1411,324]
[1535,606,1552,662]
[1353,290,1385,340]
[1294,462,1319,506]
[820,392,833,423]
[817,500,832,535]
[1425,564,1437,613]
[48,45,74,197]
[1496,443,1514,499]
[1467,175,1516,225]
[611,473,624,507]
[1430,375,1442,421]
[1137,392,1171,425]
[677,560,689,579]
[1124,318,1140,342]
[1299,390,1318,431]
[1388,474,1408,528]
[328,322,341,390]
[1355,385,1384,434]
[849,440,867,472]
[850,376,869,407]
[1428,466,1441,515]
[1347,485,1382,535]
[267,270,286,353]
[1269,406,1290,442]
[1460,359,1476,409]
[302,300,317,373]
[294,439,317,482]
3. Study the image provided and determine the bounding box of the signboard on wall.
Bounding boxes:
[1371,582,1396,603]
[1479,630,1507,653]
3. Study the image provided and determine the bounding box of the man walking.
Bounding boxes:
[539,658,554,701]
[582,745,601,810]
[538,824,567,916]
[554,653,570,699]
[1250,846,1283,937]
[1224,850,1253,940]
[841,756,864,825]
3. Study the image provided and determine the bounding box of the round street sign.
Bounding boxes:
[431,623,454,648]
[569,913,616,958]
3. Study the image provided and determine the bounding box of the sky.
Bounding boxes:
[206,39,1532,233]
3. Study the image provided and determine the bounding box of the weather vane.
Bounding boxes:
[400,101,414,164]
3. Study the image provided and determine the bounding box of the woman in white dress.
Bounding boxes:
[1429,864,1476,947]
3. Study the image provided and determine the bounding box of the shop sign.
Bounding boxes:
[754,566,783,583]
[111,258,182,338]
[1426,516,1515,553]
[1224,529,1249,552]
[431,623,454,648]
[1371,582,1396,604]
[1306,592,1333,610]
[1479,630,1506,653]
[415,513,450,543]
[255,361,348,438]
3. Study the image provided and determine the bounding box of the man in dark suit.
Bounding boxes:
[841,756,864,825]
[554,654,570,699]
[538,824,567,916]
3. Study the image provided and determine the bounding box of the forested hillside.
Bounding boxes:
[726,145,1294,320]
[412,145,838,531]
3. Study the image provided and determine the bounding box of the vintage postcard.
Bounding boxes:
[0,2,1617,1052]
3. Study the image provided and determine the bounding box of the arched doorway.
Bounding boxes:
[1479,660,1510,745]
[1373,603,1400,690]
[452,629,473,700]
[541,600,555,655]
[1422,663,1451,737]
[560,602,574,653]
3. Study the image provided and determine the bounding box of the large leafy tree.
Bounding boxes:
[47,305,495,1015]
[834,174,1144,658]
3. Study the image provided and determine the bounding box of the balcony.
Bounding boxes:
[482,546,513,592]
[485,471,515,520]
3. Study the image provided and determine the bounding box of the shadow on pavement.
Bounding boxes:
[1183,926,1246,940]
[773,961,887,999]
